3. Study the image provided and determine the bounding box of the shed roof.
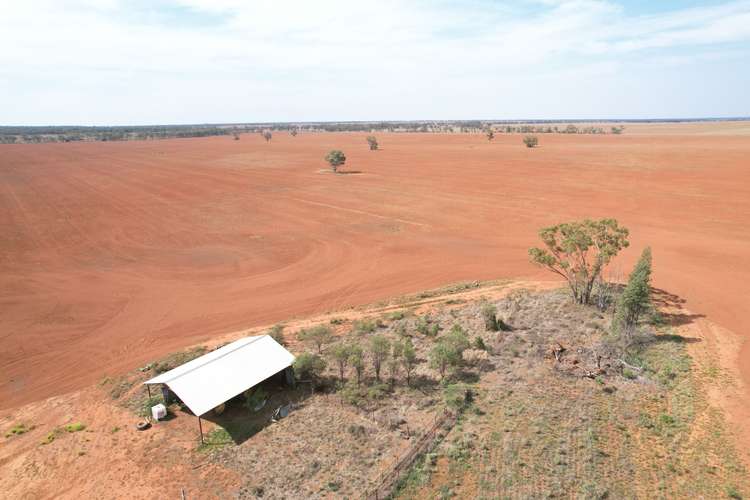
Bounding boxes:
[145,335,295,416]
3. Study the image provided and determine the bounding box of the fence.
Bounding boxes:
[363,409,456,500]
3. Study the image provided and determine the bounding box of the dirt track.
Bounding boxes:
[1,126,749,411]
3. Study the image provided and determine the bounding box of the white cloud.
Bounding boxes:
[1,0,749,124]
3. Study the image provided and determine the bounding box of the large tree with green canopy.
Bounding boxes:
[529,219,629,305]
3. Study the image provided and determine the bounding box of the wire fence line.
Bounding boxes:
[364,409,456,500]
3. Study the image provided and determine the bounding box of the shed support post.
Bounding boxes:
[147,385,152,400]
[198,416,204,444]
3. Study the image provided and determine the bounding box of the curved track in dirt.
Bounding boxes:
[1,127,749,413]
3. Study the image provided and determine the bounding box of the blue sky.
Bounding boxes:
[2,0,749,125]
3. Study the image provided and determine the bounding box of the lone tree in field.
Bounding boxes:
[485,128,495,141]
[523,135,538,148]
[615,247,653,339]
[325,150,346,173]
[366,136,378,150]
[529,219,629,305]
[290,129,298,137]
[262,130,272,142]
[298,325,333,353]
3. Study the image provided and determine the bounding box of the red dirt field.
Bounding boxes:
[1,125,749,417]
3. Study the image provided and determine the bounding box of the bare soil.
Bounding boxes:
[2,124,749,413]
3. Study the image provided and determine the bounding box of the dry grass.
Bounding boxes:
[394,291,749,500]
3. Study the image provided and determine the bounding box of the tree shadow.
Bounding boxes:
[650,287,705,327]
[336,170,363,175]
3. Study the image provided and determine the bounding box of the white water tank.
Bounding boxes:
[151,403,167,421]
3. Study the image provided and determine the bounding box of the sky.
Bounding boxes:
[2,0,750,125]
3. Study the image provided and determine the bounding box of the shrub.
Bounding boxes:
[387,310,407,321]
[367,382,390,400]
[353,319,377,335]
[65,422,86,433]
[523,135,538,148]
[481,303,498,331]
[473,336,487,351]
[416,315,440,336]
[293,352,327,381]
[463,349,490,370]
[339,380,364,406]
[726,485,742,499]
[325,150,346,172]
[366,135,378,150]
[5,423,34,437]
[244,387,268,412]
[262,130,272,142]
[444,324,470,356]
[268,324,286,345]
[443,383,472,411]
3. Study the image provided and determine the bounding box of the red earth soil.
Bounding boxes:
[1,127,749,413]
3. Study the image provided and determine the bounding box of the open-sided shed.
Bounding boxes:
[144,335,295,441]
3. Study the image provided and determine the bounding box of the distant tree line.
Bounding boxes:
[0,120,634,145]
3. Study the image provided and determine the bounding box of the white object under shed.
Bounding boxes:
[144,335,295,418]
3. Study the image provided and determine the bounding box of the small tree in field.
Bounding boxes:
[369,335,390,381]
[529,219,629,305]
[615,247,653,339]
[429,342,459,380]
[366,136,378,150]
[290,129,298,137]
[325,150,346,173]
[349,344,364,385]
[485,129,495,141]
[523,135,538,148]
[298,325,333,353]
[399,338,417,386]
[331,343,352,382]
[262,130,272,142]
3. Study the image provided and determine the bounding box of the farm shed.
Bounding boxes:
[144,335,295,441]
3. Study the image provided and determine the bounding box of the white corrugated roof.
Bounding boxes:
[145,335,295,416]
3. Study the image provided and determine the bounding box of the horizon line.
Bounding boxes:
[2,116,750,129]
